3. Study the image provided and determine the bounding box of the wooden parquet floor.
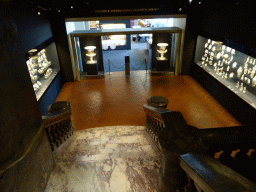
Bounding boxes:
[55,71,241,130]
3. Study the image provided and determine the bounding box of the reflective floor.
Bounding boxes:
[55,71,241,130]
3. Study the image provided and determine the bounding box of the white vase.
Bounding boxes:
[237,67,243,77]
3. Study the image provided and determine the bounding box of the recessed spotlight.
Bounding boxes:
[58,9,60,12]
[71,6,73,9]
[189,0,192,4]
[199,1,201,4]
[38,12,40,15]
[179,8,182,11]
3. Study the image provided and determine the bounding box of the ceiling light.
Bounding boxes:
[71,6,73,9]
[189,0,192,4]
[38,12,40,15]
[179,8,182,11]
[199,1,201,4]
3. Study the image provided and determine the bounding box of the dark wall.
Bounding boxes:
[181,9,200,75]
[12,2,53,53]
[49,16,74,82]
[185,1,256,125]
[0,1,42,166]
[199,1,256,56]
[57,1,183,18]
[11,2,67,115]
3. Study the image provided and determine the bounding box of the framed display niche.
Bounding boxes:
[26,38,60,101]
[194,35,256,109]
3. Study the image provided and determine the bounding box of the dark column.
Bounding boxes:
[49,15,74,82]
[0,2,53,191]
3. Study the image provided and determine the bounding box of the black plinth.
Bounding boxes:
[156,59,169,71]
[87,63,98,75]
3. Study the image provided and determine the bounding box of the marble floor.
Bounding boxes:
[45,126,161,192]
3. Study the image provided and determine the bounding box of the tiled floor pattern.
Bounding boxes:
[55,71,241,130]
[45,126,160,192]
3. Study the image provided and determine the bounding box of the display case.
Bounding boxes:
[102,35,126,50]
[195,35,256,109]
[26,40,60,101]
[101,23,127,50]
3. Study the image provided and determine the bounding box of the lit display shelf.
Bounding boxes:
[26,41,60,101]
[195,35,256,109]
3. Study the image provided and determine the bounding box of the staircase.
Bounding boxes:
[45,126,161,191]
[44,102,256,192]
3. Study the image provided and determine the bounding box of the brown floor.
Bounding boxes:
[55,71,241,130]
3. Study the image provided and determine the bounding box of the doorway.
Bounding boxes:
[102,33,152,73]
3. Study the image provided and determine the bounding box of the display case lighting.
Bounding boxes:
[85,46,97,64]
[157,43,168,61]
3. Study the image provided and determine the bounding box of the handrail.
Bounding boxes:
[43,109,74,151]
[144,104,256,154]
[144,103,256,191]
[0,123,44,177]
[180,152,256,192]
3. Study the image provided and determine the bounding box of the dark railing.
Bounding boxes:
[143,104,256,192]
[42,109,74,152]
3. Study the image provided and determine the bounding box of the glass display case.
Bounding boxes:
[26,41,60,100]
[101,23,126,50]
[195,35,256,108]
[102,35,126,50]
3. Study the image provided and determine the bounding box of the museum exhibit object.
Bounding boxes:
[194,35,256,108]
[101,23,127,50]
[157,43,169,60]
[68,27,183,80]
[26,41,60,100]
[84,46,97,64]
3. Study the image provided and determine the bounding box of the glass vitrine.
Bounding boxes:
[195,35,256,108]
[26,41,60,100]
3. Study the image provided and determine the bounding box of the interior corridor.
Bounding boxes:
[55,71,241,131]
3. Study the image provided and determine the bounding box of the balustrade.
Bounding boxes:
[205,143,256,184]
[143,103,256,192]
[43,110,74,152]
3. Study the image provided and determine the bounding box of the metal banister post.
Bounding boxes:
[108,59,110,75]
[125,56,130,76]
[145,59,147,73]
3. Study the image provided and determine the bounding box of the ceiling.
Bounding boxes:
[27,0,205,18]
